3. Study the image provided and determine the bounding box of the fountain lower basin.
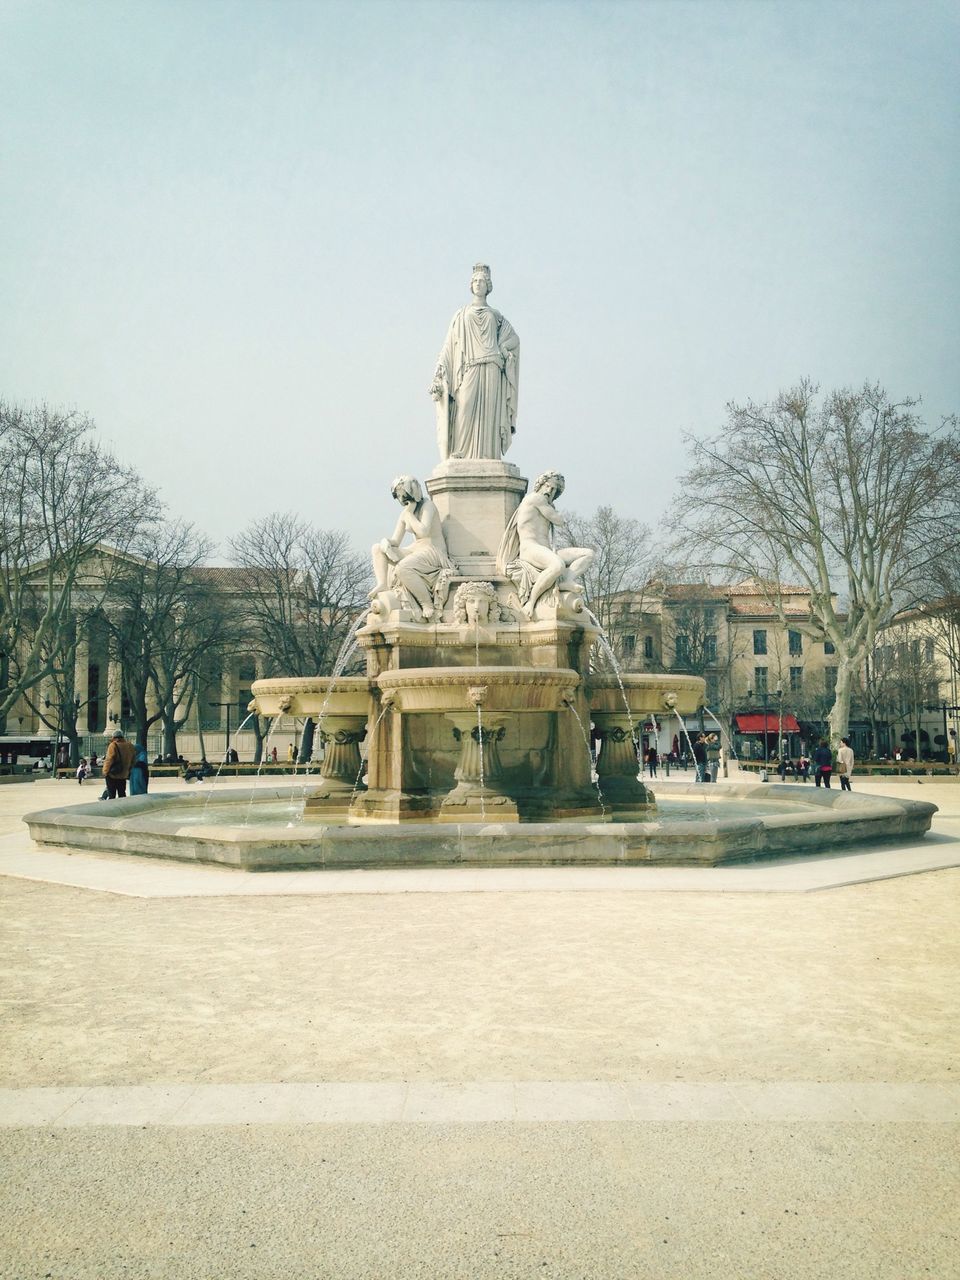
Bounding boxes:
[23,783,937,871]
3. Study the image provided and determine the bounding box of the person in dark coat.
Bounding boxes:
[813,740,833,788]
[693,735,708,782]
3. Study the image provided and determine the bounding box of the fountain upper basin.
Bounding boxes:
[587,673,704,717]
[250,676,369,719]
[377,666,580,713]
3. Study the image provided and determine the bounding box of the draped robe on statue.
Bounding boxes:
[433,302,519,460]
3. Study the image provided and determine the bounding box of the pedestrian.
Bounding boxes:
[287,743,295,763]
[101,728,136,799]
[75,757,88,785]
[271,745,278,764]
[836,736,854,792]
[129,744,150,795]
[693,734,707,782]
[646,745,658,778]
[798,754,810,782]
[813,739,833,788]
[777,756,787,782]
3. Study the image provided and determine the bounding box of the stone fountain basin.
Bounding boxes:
[22,783,937,870]
[376,666,581,713]
[587,673,705,717]
[250,676,371,718]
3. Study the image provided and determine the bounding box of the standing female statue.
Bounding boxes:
[429,263,520,461]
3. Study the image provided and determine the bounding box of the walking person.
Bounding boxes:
[693,734,708,782]
[128,744,150,796]
[101,728,136,799]
[646,745,658,779]
[813,739,833,788]
[836,737,855,792]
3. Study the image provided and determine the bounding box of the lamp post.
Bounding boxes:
[925,702,960,764]
[209,701,233,762]
[746,684,782,767]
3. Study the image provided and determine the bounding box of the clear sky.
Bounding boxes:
[2,0,957,561]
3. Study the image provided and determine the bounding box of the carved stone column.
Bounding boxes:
[593,711,652,812]
[73,630,89,734]
[448,712,508,787]
[317,716,367,792]
[106,654,122,726]
[439,692,518,820]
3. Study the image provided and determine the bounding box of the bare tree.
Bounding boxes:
[673,382,960,741]
[107,522,237,756]
[562,506,657,667]
[867,625,942,759]
[230,514,368,677]
[229,514,368,761]
[0,402,156,723]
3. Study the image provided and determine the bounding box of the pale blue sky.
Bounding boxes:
[2,0,957,558]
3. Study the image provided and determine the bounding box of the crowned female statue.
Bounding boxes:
[429,263,520,461]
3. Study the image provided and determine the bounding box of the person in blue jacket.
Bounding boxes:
[128,744,150,795]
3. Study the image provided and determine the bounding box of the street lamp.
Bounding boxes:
[209,700,234,761]
[746,684,783,767]
[924,702,960,764]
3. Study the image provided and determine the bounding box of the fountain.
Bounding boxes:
[24,264,936,868]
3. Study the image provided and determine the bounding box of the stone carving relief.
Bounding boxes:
[369,475,453,623]
[430,263,519,461]
[452,581,508,626]
[496,471,595,620]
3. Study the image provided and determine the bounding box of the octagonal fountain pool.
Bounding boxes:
[23,782,936,871]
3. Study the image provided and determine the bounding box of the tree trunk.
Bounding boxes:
[298,717,315,764]
[162,715,177,760]
[828,657,855,743]
[252,716,265,765]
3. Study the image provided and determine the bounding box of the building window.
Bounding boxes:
[753,630,767,655]
[238,662,256,683]
[824,639,835,655]
[926,681,940,703]
[790,666,803,692]
[643,635,654,660]
[754,666,768,695]
[788,630,803,656]
[704,634,718,665]
[924,637,935,663]
[622,634,636,657]
[705,674,720,706]
[675,635,690,666]
[825,667,837,693]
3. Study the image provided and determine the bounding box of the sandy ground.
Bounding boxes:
[2,776,959,1089]
[1,774,958,1278]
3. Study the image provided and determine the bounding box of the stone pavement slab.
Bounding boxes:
[1,1122,957,1279]
[4,1082,957,1126]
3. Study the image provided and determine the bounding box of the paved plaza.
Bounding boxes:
[1,774,958,1278]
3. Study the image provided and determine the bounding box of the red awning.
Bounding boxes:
[735,713,801,734]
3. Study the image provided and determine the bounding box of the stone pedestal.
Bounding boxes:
[594,711,653,813]
[438,711,519,821]
[426,459,527,577]
[303,713,368,820]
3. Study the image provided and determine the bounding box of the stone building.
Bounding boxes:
[605,578,846,760]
